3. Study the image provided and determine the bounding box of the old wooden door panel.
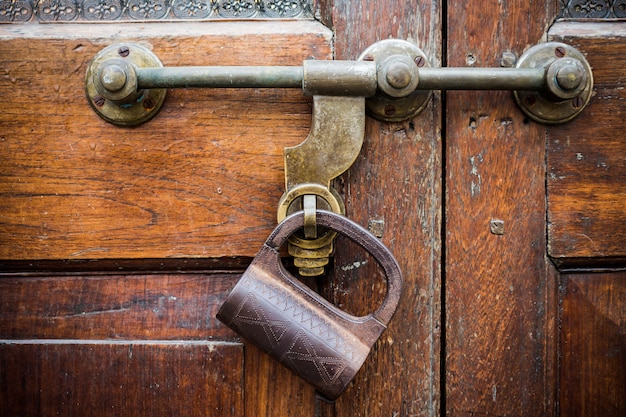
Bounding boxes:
[547,22,626,267]
[559,272,626,417]
[0,273,243,416]
[0,22,331,261]
[0,342,243,416]
[1,18,329,417]
[445,1,558,416]
[318,1,443,416]
[546,21,626,417]
[0,274,237,340]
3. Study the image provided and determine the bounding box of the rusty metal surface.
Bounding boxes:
[216,210,403,400]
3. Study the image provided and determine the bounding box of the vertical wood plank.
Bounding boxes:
[325,1,443,416]
[547,22,626,267]
[560,272,626,417]
[445,1,557,416]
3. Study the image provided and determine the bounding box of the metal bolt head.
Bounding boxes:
[490,219,505,235]
[524,94,537,107]
[100,64,127,92]
[385,61,413,89]
[500,51,517,68]
[93,95,106,107]
[555,46,566,58]
[118,46,130,57]
[572,96,584,108]
[414,56,426,67]
[143,97,156,110]
[555,62,583,91]
[384,105,396,116]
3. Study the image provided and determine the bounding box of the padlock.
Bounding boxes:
[216,210,402,400]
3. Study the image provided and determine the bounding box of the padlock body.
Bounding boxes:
[217,244,386,400]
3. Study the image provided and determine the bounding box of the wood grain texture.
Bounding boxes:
[547,22,626,267]
[324,1,443,416]
[0,341,243,416]
[244,342,317,417]
[445,1,557,416]
[0,22,332,261]
[0,273,238,340]
[560,272,626,417]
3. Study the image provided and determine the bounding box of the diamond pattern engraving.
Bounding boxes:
[226,276,359,389]
[233,293,290,350]
[244,277,356,361]
[285,330,347,385]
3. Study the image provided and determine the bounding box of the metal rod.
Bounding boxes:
[136,66,304,89]
[136,65,547,92]
[416,67,546,91]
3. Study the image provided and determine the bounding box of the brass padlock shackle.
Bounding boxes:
[266,210,403,324]
[86,40,593,125]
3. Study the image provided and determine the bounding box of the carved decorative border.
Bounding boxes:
[559,0,626,19]
[0,0,312,22]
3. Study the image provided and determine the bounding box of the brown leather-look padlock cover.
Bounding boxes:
[216,210,402,401]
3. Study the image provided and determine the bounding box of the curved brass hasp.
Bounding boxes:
[277,96,366,276]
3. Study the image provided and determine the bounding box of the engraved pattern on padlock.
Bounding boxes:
[216,210,402,400]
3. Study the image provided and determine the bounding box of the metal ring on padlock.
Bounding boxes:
[267,210,402,325]
[276,183,345,249]
[216,210,402,400]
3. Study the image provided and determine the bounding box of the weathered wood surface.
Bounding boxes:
[547,22,626,268]
[320,1,443,416]
[0,341,244,416]
[445,2,558,416]
[0,273,238,340]
[560,272,626,417]
[0,22,332,262]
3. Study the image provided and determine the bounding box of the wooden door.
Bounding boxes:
[1,1,624,417]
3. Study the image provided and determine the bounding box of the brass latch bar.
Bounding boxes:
[86,40,592,126]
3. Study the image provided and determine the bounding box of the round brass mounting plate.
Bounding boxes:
[359,39,432,122]
[85,43,166,127]
[514,42,593,124]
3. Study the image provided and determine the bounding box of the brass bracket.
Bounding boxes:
[85,44,166,127]
[514,42,593,124]
[358,39,432,122]
[85,40,594,126]
[276,96,365,276]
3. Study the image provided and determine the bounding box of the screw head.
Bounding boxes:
[524,94,537,107]
[555,46,566,58]
[500,51,517,68]
[414,56,426,67]
[362,55,374,62]
[118,46,130,58]
[93,95,106,107]
[572,96,584,108]
[143,97,156,110]
[384,105,396,116]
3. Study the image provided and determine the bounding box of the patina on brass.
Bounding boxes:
[276,96,364,276]
[513,42,594,124]
[86,40,594,126]
[358,39,433,122]
[85,43,166,127]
